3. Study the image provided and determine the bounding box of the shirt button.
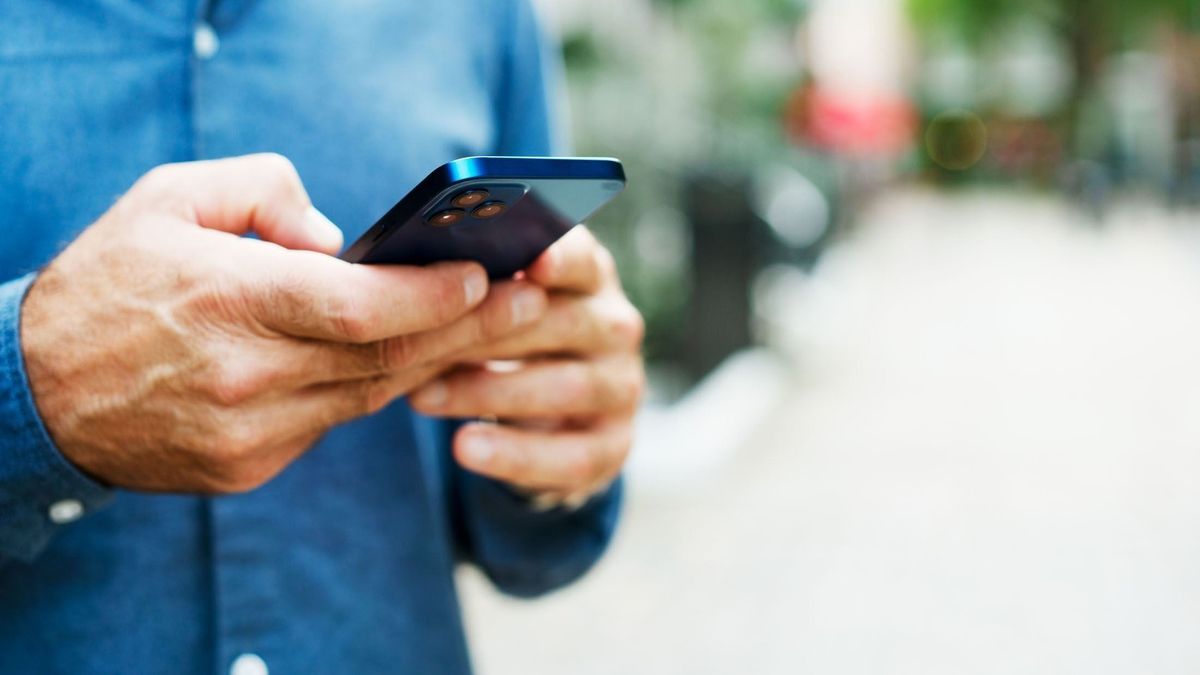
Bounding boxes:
[230,654,268,675]
[48,499,84,524]
[193,22,220,60]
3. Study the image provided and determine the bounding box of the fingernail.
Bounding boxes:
[461,432,494,466]
[412,380,448,409]
[463,269,487,306]
[304,206,344,252]
[511,288,544,325]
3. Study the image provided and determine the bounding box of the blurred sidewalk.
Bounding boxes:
[460,189,1200,675]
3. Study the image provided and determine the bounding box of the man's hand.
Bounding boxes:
[410,227,645,506]
[21,154,547,494]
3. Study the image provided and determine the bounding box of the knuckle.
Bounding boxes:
[203,362,268,407]
[559,299,591,344]
[602,360,645,412]
[211,420,266,460]
[254,152,301,184]
[595,245,617,278]
[381,333,424,369]
[562,364,594,405]
[261,270,320,330]
[610,301,645,350]
[134,163,180,193]
[183,275,252,323]
[329,295,377,343]
[249,153,309,211]
[628,365,648,408]
[376,338,400,369]
[335,312,373,344]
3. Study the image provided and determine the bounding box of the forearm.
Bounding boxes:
[0,273,111,563]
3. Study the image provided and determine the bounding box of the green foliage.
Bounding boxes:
[909,0,1023,41]
[651,0,807,20]
[561,0,815,363]
[560,32,603,75]
[908,0,1194,46]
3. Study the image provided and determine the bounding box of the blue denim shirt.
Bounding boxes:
[0,2,622,673]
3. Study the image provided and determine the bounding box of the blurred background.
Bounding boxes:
[461,0,1200,673]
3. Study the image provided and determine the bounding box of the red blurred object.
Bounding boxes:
[988,117,1063,178]
[786,84,917,158]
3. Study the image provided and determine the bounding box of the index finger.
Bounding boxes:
[246,249,489,343]
[136,153,344,254]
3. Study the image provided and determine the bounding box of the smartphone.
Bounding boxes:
[341,156,626,279]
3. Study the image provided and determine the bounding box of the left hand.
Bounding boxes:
[410,227,645,507]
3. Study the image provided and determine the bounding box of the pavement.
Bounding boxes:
[459,189,1200,675]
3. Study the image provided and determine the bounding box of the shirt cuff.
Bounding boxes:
[0,273,113,563]
[460,471,623,594]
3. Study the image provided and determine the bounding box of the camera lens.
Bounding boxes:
[428,209,465,227]
[451,190,490,208]
[471,202,506,219]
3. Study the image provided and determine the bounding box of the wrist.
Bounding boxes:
[0,273,113,561]
[20,265,82,469]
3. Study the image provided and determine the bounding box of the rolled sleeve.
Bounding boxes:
[0,273,112,563]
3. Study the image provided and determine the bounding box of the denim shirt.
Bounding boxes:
[0,2,622,673]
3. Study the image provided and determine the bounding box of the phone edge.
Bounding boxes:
[340,157,625,264]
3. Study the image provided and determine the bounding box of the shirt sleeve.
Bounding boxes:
[0,273,113,563]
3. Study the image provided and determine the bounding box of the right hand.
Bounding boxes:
[20,154,547,494]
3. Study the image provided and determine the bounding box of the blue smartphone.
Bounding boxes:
[341,156,626,278]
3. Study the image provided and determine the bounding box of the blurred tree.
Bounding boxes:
[909,0,1197,192]
[908,0,1195,123]
[909,0,1192,48]
[559,0,817,374]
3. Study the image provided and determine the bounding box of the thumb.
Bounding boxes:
[139,153,344,254]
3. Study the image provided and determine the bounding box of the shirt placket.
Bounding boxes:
[187,4,277,674]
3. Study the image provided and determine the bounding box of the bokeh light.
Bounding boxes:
[925,108,989,170]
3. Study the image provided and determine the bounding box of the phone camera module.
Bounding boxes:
[471,202,507,219]
[428,209,465,227]
[451,190,490,208]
